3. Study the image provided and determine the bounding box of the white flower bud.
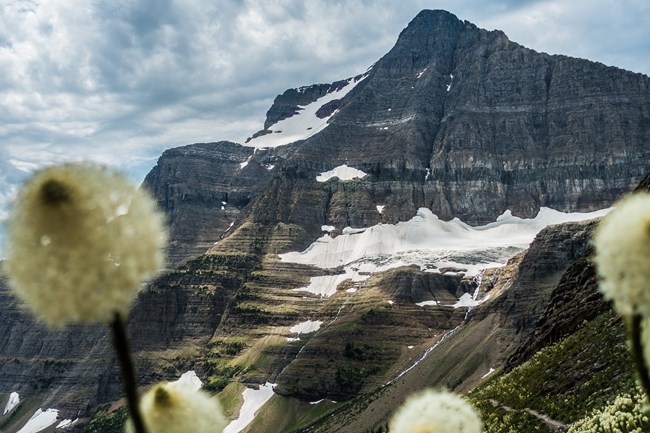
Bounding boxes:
[389,389,482,433]
[593,192,650,316]
[4,163,166,326]
[126,382,227,433]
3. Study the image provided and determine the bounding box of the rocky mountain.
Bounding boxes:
[0,9,649,433]
[145,10,649,269]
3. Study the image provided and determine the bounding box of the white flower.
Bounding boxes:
[4,163,166,326]
[389,389,482,433]
[592,192,650,316]
[126,382,227,433]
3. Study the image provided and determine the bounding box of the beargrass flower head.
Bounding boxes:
[592,192,650,316]
[389,389,482,433]
[4,163,166,326]
[125,382,227,433]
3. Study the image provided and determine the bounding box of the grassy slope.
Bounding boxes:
[469,311,638,432]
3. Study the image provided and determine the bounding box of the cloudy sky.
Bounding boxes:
[0,0,649,251]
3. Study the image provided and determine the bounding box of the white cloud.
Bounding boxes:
[477,0,650,74]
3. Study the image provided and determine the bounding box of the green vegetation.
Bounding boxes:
[230,335,285,371]
[335,365,382,394]
[235,300,302,315]
[476,405,553,433]
[344,342,382,361]
[247,393,345,433]
[568,387,650,433]
[180,252,260,271]
[208,336,248,357]
[202,335,285,392]
[218,381,246,418]
[0,399,29,431]
[203,360,244,392]
[470,312,639,432]
[82,406,128,433]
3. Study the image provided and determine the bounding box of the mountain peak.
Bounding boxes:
[396,9,464,43]
[373,9,465,79]
[411,9,461,24]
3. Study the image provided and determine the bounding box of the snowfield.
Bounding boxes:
[293,272,367,297]
[16,409,58,433]
[171,370,203,391]
[316,165,368,182]
[223,383,277,433]
[3,391,19,415]
[245,75,368,148]
[280,206,609,298]
[290,320,323,335]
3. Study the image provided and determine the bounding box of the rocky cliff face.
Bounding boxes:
[503,172,650,371]
[0,212,603,430]
[250,79,360,137]
[142,141,279,266]
[282,9,649,226]
[0,251,256,420]
[0,275,111,415]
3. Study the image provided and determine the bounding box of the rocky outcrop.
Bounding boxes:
[273,218,600,433]
[475,219,598,332]
[504,172,650,370]
[253,79,355,134]
[142,141,280,266]
[272,267,472,401]
[0,275,111,415]
[503,245,611,371]
[634,172,650,191]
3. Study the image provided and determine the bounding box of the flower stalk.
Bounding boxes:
[110,312,147,433]
[630,314,650,404]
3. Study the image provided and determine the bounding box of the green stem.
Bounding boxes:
[110,312,147,433]
[630,314,650,403]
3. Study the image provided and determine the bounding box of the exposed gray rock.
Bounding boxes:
[143,141,279,266]
[0,275,112,416]
[0,252,253,420]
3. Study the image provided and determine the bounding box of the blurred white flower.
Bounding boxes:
[389,389,482,433]
[593,192,650,316]
[126,382,227,433]
[4,163,166,326]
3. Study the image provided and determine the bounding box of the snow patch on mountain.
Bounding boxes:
[453,293,481,308]
[293,271,368,297]
[316,165,368,182]
[171,371,203,391]
[56,418,78,429]
[246,75,368,148]
[239,156,252,169]
[223,383,276,433]
[3,392,19,415]
[280,207,609,278]
[416,300,438,307]
[16,408,58,433]
[290,320,323,334]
